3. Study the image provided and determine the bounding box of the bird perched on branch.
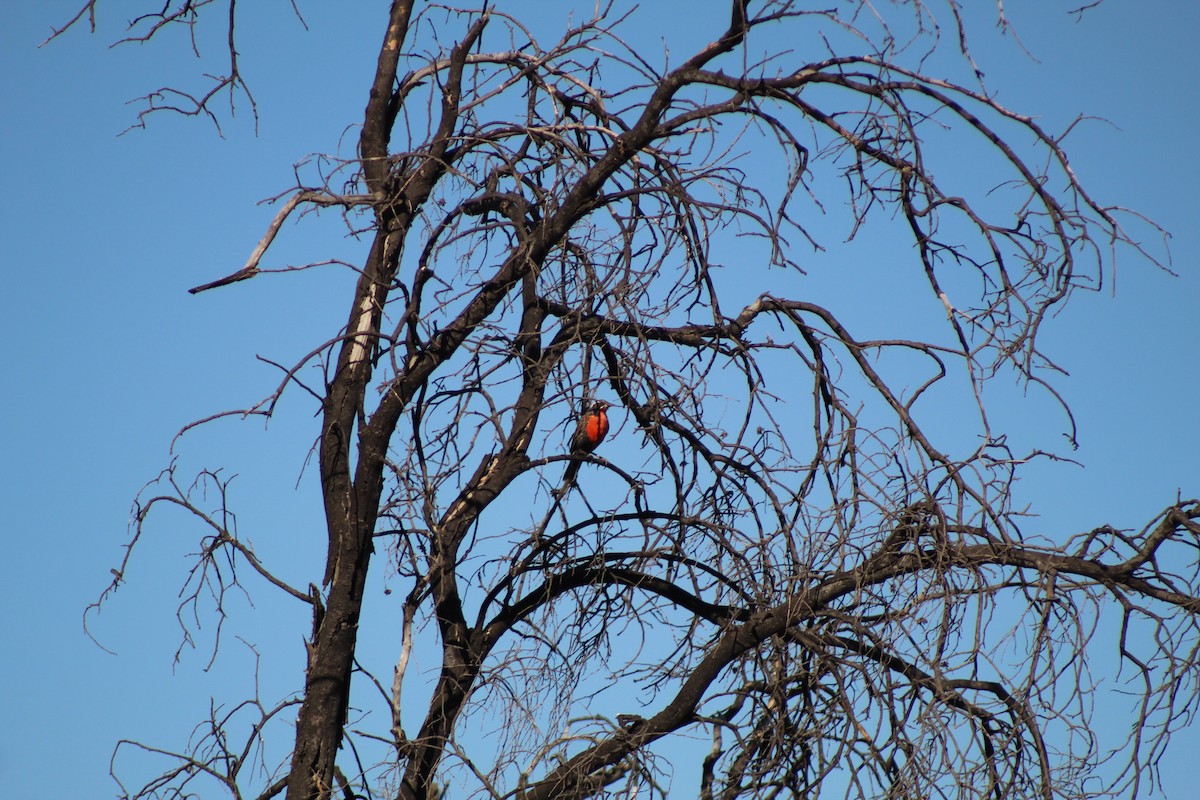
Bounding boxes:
[561,399,611,490]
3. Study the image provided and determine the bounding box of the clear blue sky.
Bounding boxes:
[2,2,1198,797]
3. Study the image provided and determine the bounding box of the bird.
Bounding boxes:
[560,399,611,490]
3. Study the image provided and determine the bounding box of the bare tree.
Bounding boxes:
[62,2,1198,800]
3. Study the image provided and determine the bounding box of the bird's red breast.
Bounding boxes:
[585,407,609,446]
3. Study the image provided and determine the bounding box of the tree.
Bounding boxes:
[62,2,1198,799]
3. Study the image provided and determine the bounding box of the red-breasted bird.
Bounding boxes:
[561,399,611,489]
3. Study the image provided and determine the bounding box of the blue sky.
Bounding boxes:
[3,2,1198,798]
